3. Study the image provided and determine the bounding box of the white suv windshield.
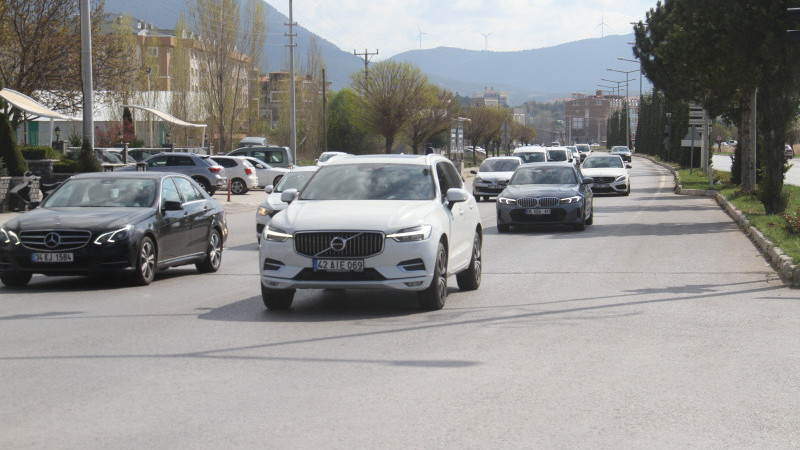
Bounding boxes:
[300,164,435,200]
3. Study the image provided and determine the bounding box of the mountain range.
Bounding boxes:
[104,0,645,104]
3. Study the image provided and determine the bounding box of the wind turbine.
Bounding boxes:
[417,24,428,50]
[479,30,495,51]
[597,15,607,38]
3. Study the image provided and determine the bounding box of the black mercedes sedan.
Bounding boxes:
[0,172,227,287]
[495,162,594,232]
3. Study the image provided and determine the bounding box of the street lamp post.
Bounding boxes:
[607,68,638,149]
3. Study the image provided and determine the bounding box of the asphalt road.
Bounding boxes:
[1,158,799,448]
[713,153,800,186]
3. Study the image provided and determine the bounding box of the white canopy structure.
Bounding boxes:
[0,88,80,144]
[122,105,207,148]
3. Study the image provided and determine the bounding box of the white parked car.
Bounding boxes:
[580,154,631,195]
[259,154,483,311]
[316,151,349,166]
[241,156,289,188]
[255,166,318,240]
[470,156,523,202]
[210,156,259,195]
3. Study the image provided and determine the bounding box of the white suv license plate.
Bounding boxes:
[525,208,551,215]
[313,259,364,272]
[32,253,74,263]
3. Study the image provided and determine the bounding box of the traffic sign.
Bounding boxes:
[688,118,706,126]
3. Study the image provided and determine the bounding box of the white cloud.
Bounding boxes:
[265,0,653,57]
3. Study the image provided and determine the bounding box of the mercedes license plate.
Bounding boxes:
[32,253,73,263]
[595,183,609,188]
[525,208,551,215]
[313,259,364,272]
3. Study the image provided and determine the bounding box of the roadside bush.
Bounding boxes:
[20,146,61,160]
[53,159,78,174]
[0,157,7,176]
[783,207,800,235]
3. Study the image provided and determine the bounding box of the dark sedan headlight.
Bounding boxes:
[93,225,133,245]
[497,196,517,205]
[0,226,21,246]
[560,196,582,204]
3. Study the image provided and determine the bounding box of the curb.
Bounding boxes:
[638,154,798,287]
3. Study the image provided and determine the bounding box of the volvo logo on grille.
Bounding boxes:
[330,236,347,252]
[44,232,61,249]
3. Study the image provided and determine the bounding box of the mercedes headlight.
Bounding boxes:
[93,225,133,245]
[263,225,293,242]
[0,226,20,246]
[560,196,582,204]
[616,174,629,182]
[387,225,432,242]
[497,196,517,205]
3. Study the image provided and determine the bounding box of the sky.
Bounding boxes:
[265,0,657,58]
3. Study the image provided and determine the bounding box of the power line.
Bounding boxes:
[353,48,378,85]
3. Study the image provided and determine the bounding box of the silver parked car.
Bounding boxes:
[210,156,259,195]
[259,154,482,311]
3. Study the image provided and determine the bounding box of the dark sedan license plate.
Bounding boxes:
[314,259,364,272]
[525,208,551,215]
[32,253,74,263]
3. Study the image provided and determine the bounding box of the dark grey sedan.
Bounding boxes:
[495,162,594,232]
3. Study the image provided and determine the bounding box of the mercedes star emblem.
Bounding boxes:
[44,232,61,249]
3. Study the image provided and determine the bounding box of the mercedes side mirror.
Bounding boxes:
[281,188,298,204]
[162,200,183,212]
[582,177,595,185]
[626,164,633,169]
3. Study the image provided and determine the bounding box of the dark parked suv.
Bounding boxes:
[227,146,294,169]
[119,153,227,195]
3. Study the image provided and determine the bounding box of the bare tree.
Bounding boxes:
[188,0,265,153]
[350,60,431,154]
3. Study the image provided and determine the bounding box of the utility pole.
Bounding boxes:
[80,0,94,147]
[354,49,379,86]
[322,67,328,152]
[286,0,297,164]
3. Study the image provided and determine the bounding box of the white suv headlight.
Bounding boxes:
[94,225,133,245]
[387,225,432,242]
[560,196,582,204]
[497,196,517,205]
[263,225,293,242]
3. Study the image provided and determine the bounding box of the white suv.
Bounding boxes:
[210,156,259,195]
[259,154,483,311]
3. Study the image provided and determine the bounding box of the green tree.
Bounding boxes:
[464,106,503,165]
[350,60,432,154]
[0,112,27,176]
[633,0,800,213]
[327,89,380,154]
[403,86,459,155]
